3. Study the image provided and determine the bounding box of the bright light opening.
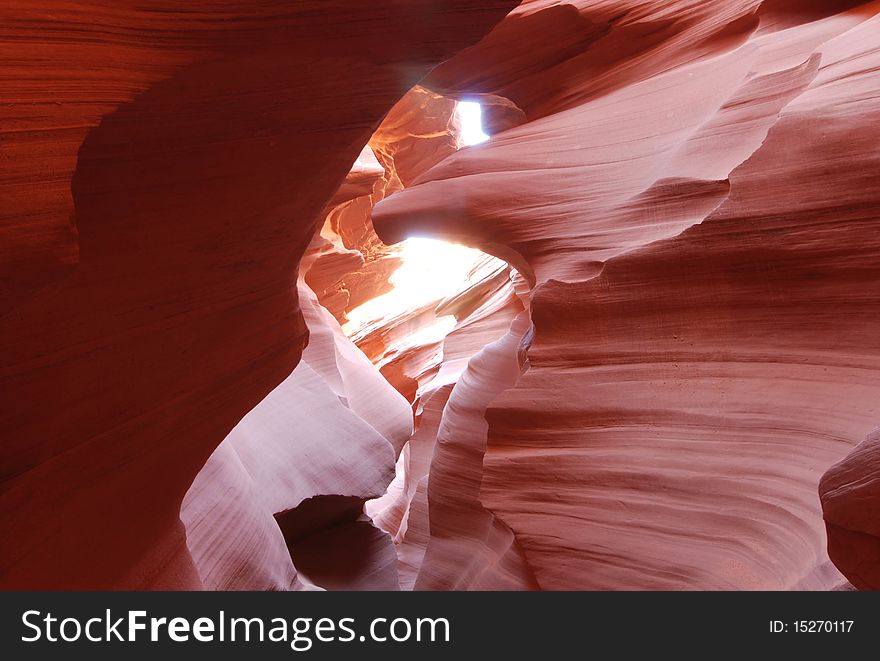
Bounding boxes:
[341,101,495,345]
[342,238,504,344]
[455,101,490,146]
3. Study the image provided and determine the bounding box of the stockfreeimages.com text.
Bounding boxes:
[22,609,450,651]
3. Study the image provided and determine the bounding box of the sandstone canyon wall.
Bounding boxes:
[372,0,880,590]
[0,0,519,589]
[2,0,879,590]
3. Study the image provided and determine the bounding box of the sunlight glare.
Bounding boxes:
[342,238,497,338]
[456,101,490,146]
[341,102,494,341]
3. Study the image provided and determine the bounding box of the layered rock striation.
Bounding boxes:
[2,1,878,591]
[0,0,518,589]
[372,0,880,590]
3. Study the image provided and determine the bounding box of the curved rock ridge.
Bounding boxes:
[181,281,412,590]
[415,310,539,590]
[368,1,880,589]
[365,267,529,589]
[375,34,825,283]
[300,99,527,587]
[0,0,519,589]
[3,0,879,592]
[820,430,880,590]
[183,81,521,589]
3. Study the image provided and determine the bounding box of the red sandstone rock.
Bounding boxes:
[371,0,880,590]
[820,430,880,590]
[366,266,528,589]
[3,0,879,592]
[0,0,518,589]
[304,87,464,326]
[180,283,412,590]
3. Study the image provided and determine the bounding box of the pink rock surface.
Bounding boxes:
[416,311,539,590]
[3,0,879,591]
[820,430,880,589]
[181,282,412,590]
[366,266,529,589]
[371,1,880,590]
